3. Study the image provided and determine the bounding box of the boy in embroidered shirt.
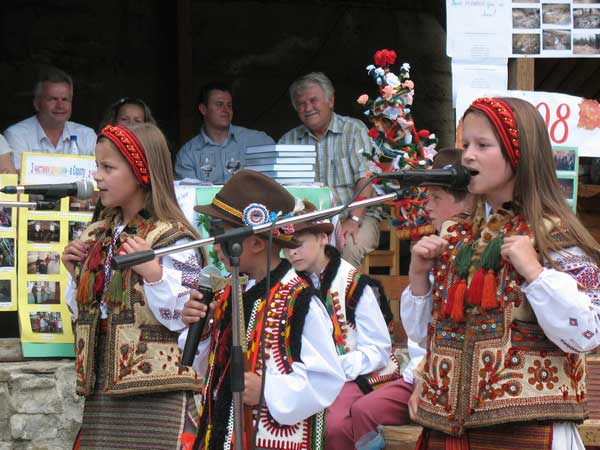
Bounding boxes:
[283,200,398,449]
[180,170,345,450]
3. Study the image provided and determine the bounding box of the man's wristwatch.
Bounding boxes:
[349,215,362,225]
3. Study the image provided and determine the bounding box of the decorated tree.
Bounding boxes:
[358,49,437,239]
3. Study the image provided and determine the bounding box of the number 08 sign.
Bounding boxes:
[456,89,600,158]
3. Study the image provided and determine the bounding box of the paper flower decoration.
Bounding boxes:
[358,49,437,240]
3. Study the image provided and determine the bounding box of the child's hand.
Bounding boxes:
[501,235,543,283]
[119,236,162,282]
[243,372,263,406]
[409,235,448,276]
[61,239,88,279]
[182,291,217,329]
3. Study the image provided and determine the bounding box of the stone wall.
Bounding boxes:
[0,360,82,450]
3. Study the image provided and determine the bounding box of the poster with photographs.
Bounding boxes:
[17,153,95,355]
[0,174,18,311]
[448,1,600,58]
[553,146,579,212]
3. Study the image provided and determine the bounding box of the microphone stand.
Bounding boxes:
[110,191,399,450]
[111,192,399,269]
[218,238,246,450]
[0,200,59,210]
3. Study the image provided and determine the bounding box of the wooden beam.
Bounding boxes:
[508,59,535,90]
[176,0,194,147]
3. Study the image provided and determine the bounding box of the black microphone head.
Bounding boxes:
[445,164,471,190]
[75,180,95,199]
[420,164,471,191]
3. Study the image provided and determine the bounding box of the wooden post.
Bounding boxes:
[508,58,535,90]
[176,0,194,147]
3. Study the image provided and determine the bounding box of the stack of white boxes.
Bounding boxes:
[244,144,316,185]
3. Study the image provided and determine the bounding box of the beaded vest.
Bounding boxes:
[74,213,202,396]
[415,202,588,436]
[197,262,325,450]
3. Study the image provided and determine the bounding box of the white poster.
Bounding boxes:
[448,0,600,58]
[451,58,508,106]
[456,88,600,157]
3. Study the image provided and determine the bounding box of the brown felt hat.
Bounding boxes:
[421,148,468,191]
[194,170,300,248]
[291,199,334,235]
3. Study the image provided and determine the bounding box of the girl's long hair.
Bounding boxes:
[98,123,200,242]
[464,97,599,265]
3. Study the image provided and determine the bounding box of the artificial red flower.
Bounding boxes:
[374,49,397,67]
[417,129,431,139]
[368,128,380,140]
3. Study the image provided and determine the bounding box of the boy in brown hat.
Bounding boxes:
[283,200,399,449]
[180,170,344,450]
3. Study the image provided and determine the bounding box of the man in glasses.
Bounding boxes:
[4,66,97,171]
[174,81,275,184]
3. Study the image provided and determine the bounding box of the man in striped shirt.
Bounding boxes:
[279,72,380,269]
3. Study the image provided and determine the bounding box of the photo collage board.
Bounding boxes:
[512,0,600,57]
[447,0,600,58]
[17,152,97,357]
[553,145,579,212]
[0,174,20,312]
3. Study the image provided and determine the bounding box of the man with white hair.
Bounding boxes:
[4,66,96,170]
[279,72,379,268]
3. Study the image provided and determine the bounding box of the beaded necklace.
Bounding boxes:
[434,201,530,323]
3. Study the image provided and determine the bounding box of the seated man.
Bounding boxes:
[174,81,274,184]
[279,72,379,269]
[4,67,96,171]
[283,200,398,449]
[180,170,345,449]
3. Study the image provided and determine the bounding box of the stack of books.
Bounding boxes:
[244,144,316,185]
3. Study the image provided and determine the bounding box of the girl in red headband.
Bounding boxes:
[404,97,599,449]
[61,123,205,449]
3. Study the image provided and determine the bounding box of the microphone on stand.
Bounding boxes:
[181,265,223,367]
[0,179,95,198]
[375,164,471,190]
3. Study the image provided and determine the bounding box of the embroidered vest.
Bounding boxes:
[197,262,324,450]
[415,203,588,436]
[74,214,202,396]
[320,256,400,390]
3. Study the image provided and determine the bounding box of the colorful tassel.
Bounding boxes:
[179,432,196,450]
[104,270,123,307]
[444,283,457,318]
[468,268,485,305]
[76,271,91,304]
[480,269,498,311]
[450,279,467,323]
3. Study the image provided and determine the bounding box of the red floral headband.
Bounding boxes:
[99,125,151,186]
[469,97,520,169]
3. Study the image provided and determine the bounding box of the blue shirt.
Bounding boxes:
[174,125,274,184]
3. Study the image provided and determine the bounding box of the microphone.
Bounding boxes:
[0,179,95,198]
[375,164,471,190]
[181,265,222,367]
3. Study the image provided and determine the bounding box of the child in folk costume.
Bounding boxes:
[180,170,345,450]
[283,200,400,449]
[403,97,600,449]
[62,123,205,450]
[403,148,476,421]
